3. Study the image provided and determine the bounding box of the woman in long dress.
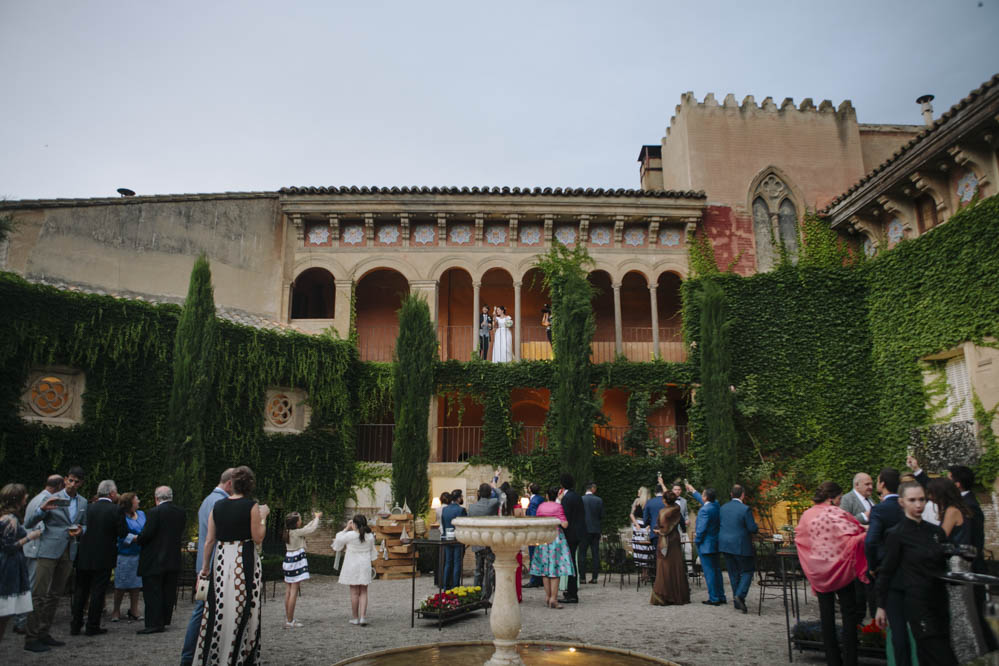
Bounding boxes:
[491,305,513,363]
[196,466,269,665]
[650,491,689,606]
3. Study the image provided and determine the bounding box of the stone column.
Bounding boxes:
[332,279,353,338]
[649,283,660,360]
[409,280,440,322]
[613,282,623,357]
[513,280,522,361]
[473,281,482,356]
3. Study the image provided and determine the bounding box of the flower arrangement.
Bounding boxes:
[419,586,483,614]
[858,619,886,648]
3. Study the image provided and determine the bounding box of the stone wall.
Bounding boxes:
[701,205,756,276]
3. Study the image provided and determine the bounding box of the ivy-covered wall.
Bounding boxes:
[683,195,999,490]
[0,274,358,515]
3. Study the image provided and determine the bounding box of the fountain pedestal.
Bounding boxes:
[452,516,561,666]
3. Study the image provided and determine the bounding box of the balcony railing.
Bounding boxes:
[357,424,394,462]
[356,326,399,362]
[358,322,684,363]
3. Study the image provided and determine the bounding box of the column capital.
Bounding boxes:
[648,284,658,293]
[473,281,482,289]
[334,279,354,289]
[513,281,523,288]
[612,282,622,291]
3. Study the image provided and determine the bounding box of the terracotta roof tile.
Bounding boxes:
[278,185,706,199]
[822,73,999,214]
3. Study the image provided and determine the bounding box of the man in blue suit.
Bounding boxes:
[864,467,908,666]
[643,483,666,553]
[689,484,724,605]
[719,484,758,613]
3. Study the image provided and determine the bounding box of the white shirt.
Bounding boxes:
[853,489,873,513]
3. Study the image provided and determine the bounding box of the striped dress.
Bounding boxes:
[284,515,320,583]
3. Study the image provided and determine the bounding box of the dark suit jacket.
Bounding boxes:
[963,491,986,566]
[694,500,721,554]
[643,496,666,546]
[581,493,604,534]
[76,498,126,571]
[560,490,586,544]
[719,499,758,556]
[135,501,187,576]
[864,494,903,570]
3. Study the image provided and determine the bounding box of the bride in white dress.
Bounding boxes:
[491,305,513,363]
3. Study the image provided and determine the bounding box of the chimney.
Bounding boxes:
[916,94,934,127]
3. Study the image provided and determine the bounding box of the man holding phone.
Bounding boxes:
[22,466,88,653]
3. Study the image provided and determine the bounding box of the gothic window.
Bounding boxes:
[750,171,800,270]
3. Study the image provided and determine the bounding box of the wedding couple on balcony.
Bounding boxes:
[480,305,513,363]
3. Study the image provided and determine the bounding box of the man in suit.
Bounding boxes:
[840,472,876,618]
[23,466,87,653]
[478,306,492,360]
[643,482,667,552]
[579,482,604,584]
[559,473,585,603]
[135,486,186,634]
[71,479,126,636]
[719,484,758,613]
[689,485,725,605]
[181,469,233,666]
[466,482,501,599]
[864,467,908,665]
[525,483,545,588]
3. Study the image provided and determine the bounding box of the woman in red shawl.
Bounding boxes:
[795,481,868,666]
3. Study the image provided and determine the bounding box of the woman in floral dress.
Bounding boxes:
[529,487,574,609]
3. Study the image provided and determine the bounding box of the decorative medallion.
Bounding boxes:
[449,224,472,244]
[342,224,364,245]
[485,225,507,245]
[887,218,904,245]
[957,171,979,204]
[623,228,646,247]
[659,229,682,248]
[412,224,436,245]
[590,226,611,246]
[28,376,72,417]
[306,224,330,245]
[554,226,577,245]
[376,225,400,244]
[863,237,876,258]
[266,393,293,428]
[760,174,787,201]
[519,225,542,246]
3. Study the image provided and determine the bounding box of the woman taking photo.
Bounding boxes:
[649,491,689,606]
[112,491,145,623]
[195,466,269,665]
[282,509,322,628]
[529,487,574,609]
[333,514,378,626]
[874,481,958,665]
[0,484,43,643]
[795,481,867,666]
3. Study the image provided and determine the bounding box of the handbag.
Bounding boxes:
[194,576,210,602]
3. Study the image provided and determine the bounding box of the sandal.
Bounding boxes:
[127,612,142,622]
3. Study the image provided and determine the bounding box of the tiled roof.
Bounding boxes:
[23,276,305,334]
[279,185,706,199]
[823,73,999,213]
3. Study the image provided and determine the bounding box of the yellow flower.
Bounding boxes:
[473,586,481,592]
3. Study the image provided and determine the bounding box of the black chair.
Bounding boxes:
[602,547,632,589]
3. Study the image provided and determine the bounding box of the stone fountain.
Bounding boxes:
[451,515,561,666]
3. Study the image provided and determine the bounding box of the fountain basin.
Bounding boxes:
[333,640,677,665]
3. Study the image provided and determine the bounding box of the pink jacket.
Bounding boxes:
[535,501,567,523]
[795,503,868,594]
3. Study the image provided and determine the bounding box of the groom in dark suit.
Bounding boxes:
[865,467,908,665]
[719,484,758,613]
[135,486,186,634]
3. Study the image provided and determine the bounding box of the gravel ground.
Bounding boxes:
[0,573,866,665]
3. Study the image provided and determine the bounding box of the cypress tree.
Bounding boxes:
[167,254,217,511]
[693,279,739,498]
[538,243,599,488]
[391,294,436,515]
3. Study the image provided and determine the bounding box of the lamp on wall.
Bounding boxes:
[519,496,529,510]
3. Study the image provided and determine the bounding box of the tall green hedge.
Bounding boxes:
[0,273,357,515]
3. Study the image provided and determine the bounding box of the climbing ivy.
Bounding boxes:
[0,272,357,516]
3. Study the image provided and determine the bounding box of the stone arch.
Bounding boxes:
[350,255,418,283]
[290,267,335,319]
[612,262,652,285]
[428,255,476,282]
[354,268,410,362]
[474,258,519,283]
[650,261,687,280]
[292,255,348,281]
[438,266,475,361]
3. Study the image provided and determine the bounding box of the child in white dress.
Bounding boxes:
[332,514,378,626]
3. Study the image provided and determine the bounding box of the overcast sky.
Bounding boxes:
[2,1,997,200]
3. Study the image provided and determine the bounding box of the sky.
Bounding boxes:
[2,1,997,200]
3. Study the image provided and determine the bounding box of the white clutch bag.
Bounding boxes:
[194,576,209,602]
